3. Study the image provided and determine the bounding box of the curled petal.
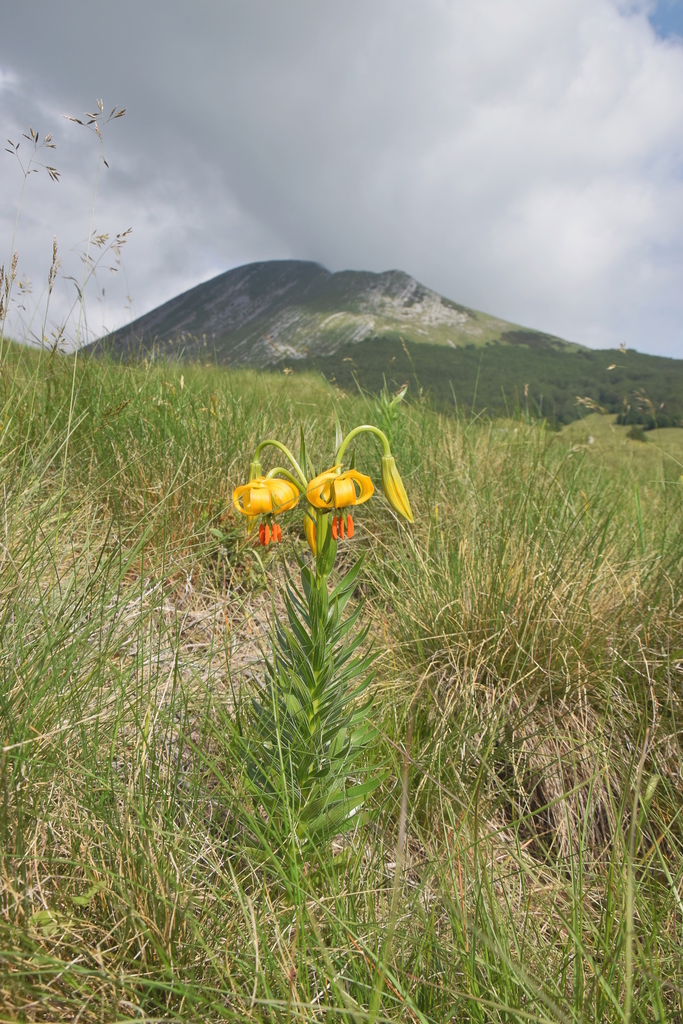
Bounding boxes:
[306,470,336,509]
[332,477,356,508]
[307,468,374,510]
[268,477,300,513]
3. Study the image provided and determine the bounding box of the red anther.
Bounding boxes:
[272,523,282,543]
[346,514,354,538]
[338,515,345,540]
[331,516,338,540]
[259,522,271,546]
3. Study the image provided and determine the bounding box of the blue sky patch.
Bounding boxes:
[649,0,683,39]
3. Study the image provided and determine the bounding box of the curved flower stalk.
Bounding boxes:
[334,425,413,523]
[231,418,413,856]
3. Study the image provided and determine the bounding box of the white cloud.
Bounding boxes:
[0,67,18,92]
[0,0,682,355]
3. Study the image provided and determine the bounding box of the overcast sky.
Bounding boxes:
[1,1,683,356]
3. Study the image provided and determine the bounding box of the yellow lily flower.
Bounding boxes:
[306,468,374,511]
[381,455,414,522]
[233,476,299,517]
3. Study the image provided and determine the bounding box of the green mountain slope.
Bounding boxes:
[279,334,683,427]
[91,259,578,364]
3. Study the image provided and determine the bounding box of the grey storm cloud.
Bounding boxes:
[1,0,683,355]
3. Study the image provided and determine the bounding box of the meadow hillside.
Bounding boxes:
[1,346,683,1022]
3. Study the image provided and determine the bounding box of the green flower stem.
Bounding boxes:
[265,467,304,490]
[334,425,391,467]
[315,508,337,587]
[254,440,307,487]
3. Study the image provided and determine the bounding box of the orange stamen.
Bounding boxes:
[331,515,355,540]
[259,523,271,546]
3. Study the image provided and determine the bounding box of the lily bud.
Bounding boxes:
[381,455,413,522]
[304,504,317,555]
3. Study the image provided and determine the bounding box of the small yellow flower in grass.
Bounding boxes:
[306,468,374,511]
[233,476,299,517]
[380,455,414,522]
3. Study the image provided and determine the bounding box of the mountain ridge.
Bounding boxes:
[90,259,580,364]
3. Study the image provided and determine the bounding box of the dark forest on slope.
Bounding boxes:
[275,334,683,427]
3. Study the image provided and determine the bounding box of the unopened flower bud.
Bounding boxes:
[381,455,413,522]
[304,504,317,555]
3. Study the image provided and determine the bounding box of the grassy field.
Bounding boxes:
[562,412,683,475]
[1,346,682,1022]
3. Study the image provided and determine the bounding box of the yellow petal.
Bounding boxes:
[249,485,274,515]
[332,476,356,508]
[268,477,300,514]
[344,469,374,506]
[233,477,271,516]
